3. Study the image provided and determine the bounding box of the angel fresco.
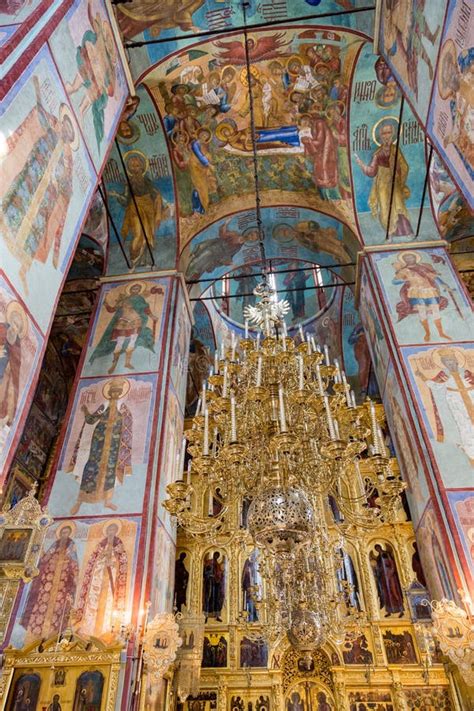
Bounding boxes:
[89,282,162,373]
[67,378,133,515]
[1,77,77,292]
[65,2,117,151]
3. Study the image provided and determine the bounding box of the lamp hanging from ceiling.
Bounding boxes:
[164,283,407,657]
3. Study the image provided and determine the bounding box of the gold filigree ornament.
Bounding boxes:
[0,482,53,582]
[428,598,474,687]
[142,613,183,680]
[164,283,406,653]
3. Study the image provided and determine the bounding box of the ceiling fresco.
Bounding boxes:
[116,0,375,79]
[181,206,358,291]
[102,20,452,280]
[143,26,365,246]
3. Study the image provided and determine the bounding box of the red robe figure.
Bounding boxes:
[20,525,79,642]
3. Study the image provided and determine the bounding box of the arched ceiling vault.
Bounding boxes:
[103,14,447,283]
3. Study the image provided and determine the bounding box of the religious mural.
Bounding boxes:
[48,375,157,517]
[446,489,474,578]
[119,2,374,80]
[370,248,474,344]
[103,85,177,275]
[186,304,214,415]
[151,521,175,616]
[404,687,453,710]
[350,43,438,244]
[144,27,367,246]
[358,267,390,393]
[170,288,192,410]
[157,383,182,538]
[348,690,393,710]
[382,629,418,664]
[183,207,357,288]
[10,517,140,647]
[0,45,96,333]
[0,0,61,74]
[342,633,373,664]
[428,150,474,244]
[382,363,430,526]
[83,279,167,377]
[286,683,334,711]
[427,0,474,209]
[239,637,268,667]
[0,275,42,482]
[49,0,129,172]
[402,343,474,485]
[202,633,228,668]
[379,0,446,123]
[416,502,458,603]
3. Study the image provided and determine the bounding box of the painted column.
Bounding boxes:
[2,273,192,708]
[358,243,474,608]
[0,0,132,487]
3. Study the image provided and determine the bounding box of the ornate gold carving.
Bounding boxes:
[281,646,334,693]
[429,598,474,687]
[0,632,122,711]
[143,613,182,679]
[0,484,53,582]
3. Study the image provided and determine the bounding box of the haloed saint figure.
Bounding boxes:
[203,551,225,622]
[67,378,132,515]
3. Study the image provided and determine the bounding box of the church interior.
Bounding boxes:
[0,0,473,709]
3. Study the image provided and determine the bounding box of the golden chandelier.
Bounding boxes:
[164,285,406,657]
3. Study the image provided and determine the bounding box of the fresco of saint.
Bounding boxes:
[75,522,128,638]
[1,77,77,292]
[108,151,166,269]
[20,524,79,642]
[383,0,440,100]
[392,252,453,341]
[65,2,117,152]
[67,378,133,514]
[89,282,161,373]
[414,347,474,466]
[354,119,413,238]
[0,301,27,432]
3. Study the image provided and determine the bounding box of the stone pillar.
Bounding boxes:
[358,243,474,607]
[2,273,192,707]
